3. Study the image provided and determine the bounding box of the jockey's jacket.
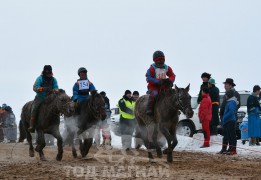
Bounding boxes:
[146,63,175,91]
[33,75,58,99]
[73,79,96,102]
[118,98,135,119]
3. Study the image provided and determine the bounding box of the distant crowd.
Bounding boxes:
[0,103,17,143]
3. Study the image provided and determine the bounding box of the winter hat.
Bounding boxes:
[223,78,236,87]
[133,91,139,96]
[153,50,165,62]
[124,90,132,95]
[208,78,216,85]
[2,103,7,109]
[78,67,87,76]
[226,89,234,99]
[201,72,211,79]
[100,91,106,96]
[43,65,52,73]
[253,85,261,92]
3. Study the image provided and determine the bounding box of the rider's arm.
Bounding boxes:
[72,82,79,102]
[52,77,59,90]
[146,67,160,85]
[89,81,96,91]
[33,76,43,92]
[166,66,176,82]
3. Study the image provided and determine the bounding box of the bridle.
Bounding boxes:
[174,91,191,114]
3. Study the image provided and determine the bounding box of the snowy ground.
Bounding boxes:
[110,132,261,159]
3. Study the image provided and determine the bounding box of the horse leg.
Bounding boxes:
[52,130,63,161]
[82,138,93,157]
[139,125,153,160]
[170,127,178,151]
[25,130,34,157]
[35,130,47,161]
[160,125,173,162]
[152,124,162,158]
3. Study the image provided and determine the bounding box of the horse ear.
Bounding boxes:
[185,84,190,92]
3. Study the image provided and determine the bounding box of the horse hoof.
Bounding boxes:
[167,155,173,163]
[56,154,63,161]
[73,152,77,158]
[40,156,47,161]
[162,149,167,154]
[29,150,34,157]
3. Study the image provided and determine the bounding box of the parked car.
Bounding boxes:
[176,90,251,138]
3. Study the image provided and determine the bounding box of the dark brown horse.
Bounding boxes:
[63,90,107,158]
[20,89,74,161]
[135,85,194,162]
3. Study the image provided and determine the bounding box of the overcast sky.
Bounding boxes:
[0,0,261,122]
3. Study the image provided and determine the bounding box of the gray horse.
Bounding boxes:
[63,90,107,158]
[135,85,194,162]
[20,89,73,161]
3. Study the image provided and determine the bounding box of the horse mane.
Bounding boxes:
[44,89,65,104]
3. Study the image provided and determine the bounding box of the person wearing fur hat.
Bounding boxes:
[208,78,220,135]
[220,78,241,122]
[118,90,135,150]
[28,65,59,132]
[72,67,96,103]
[217,90,238,155]
[197,72,211,104]
[247,85,261,146]
[145,50,176,115]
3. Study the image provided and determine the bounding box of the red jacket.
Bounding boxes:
[198,93,212,122]
[146,64,175,91]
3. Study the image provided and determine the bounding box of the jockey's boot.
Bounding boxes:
[28,116,36,133]
[146,95,155,116]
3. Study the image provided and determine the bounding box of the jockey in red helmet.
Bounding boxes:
[145,50,176,115]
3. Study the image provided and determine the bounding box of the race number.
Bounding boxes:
[79,80,89,90]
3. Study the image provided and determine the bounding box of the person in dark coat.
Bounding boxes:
[220,78,241,121]
[247,85,261,146]
[197,72,211,104]
[208,78,220,135]
[217,90,238,155]
[4,106,17,143]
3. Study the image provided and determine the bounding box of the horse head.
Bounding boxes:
[50,89,74,117]
[174,84,194,118]
[90,90,107,120]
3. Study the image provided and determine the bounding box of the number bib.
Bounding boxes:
[155,68,167,79]
[78,80,89,90]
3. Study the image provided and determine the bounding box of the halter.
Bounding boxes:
[174,91,190,114]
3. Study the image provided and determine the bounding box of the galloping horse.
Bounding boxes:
[63,90,107,158]
[20,89,73,161]
[135,85,194,162]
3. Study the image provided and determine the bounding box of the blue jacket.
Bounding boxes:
[33,75,58,99]
[239,121,248,140]
[222,97,237,125]
[73,79,95,102]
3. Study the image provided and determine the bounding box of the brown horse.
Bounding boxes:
[63,90,107,158]
[135,85,194,162]
[20,89,74,161]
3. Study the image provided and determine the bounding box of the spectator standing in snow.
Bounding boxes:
[217,90,238,155]
[239,119,248,145]
[198,87,212,148]
[197,72,211,104]
[220,78,241,123]
[118,90,135,150]
[208,78,220,135]
[247,85,261,146]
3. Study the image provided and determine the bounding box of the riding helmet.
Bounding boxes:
[153,50,165,62]
[78,67,87,76]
